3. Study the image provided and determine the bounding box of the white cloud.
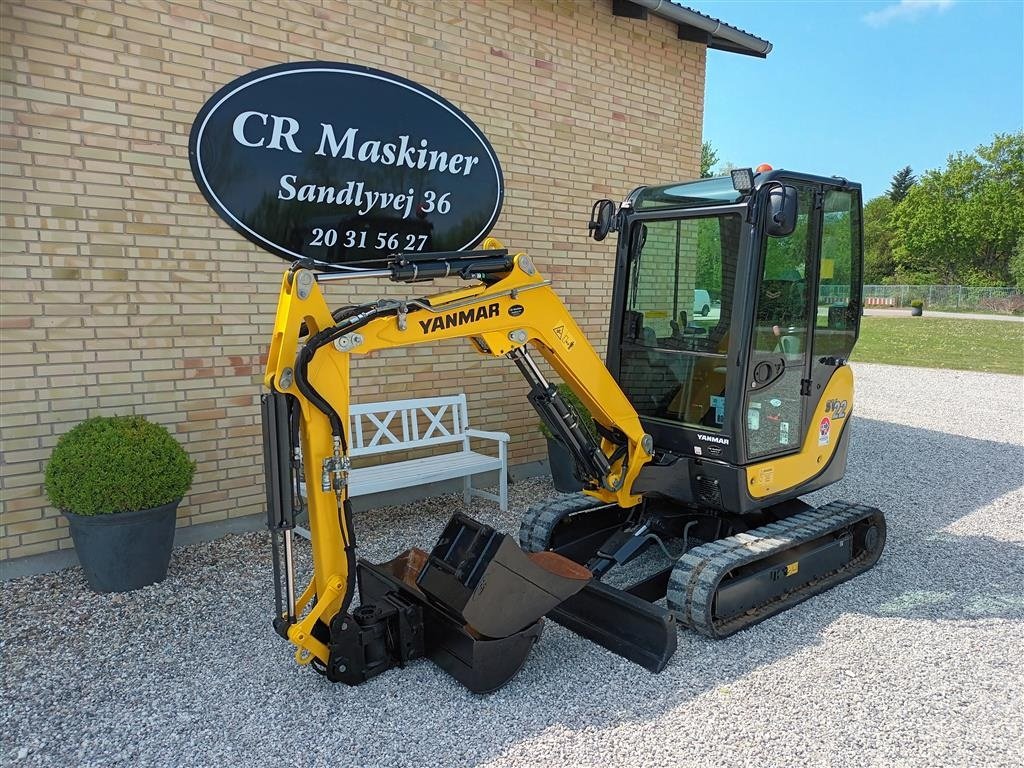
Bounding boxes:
[863,0,956,28]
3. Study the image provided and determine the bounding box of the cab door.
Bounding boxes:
[743,182,820,461]
[812,187,863,362]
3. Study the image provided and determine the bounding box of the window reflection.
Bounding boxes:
[618,214,740,431]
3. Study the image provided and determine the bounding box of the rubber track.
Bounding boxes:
[519,493,608,553]
[667,500,886,639]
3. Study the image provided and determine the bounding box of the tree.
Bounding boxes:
[700,141,719,178]
[862,196,897,283]
[1010,239,1024,289]
[890,132,1024,285]
[887,166,916,203]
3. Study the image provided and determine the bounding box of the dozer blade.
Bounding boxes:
[668,500,886,639]
[549,579,677,673]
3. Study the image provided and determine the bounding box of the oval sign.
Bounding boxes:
[189,62,504,269]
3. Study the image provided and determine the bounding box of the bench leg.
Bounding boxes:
[462,470,506,510]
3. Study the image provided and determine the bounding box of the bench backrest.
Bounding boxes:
[349,394,470,457]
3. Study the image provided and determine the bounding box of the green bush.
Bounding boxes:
[910,299,924,309]
[539,383,598,441]
[45,416,195,516]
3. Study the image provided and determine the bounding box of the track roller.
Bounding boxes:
[519,492,609,552]
[666,500,886,639]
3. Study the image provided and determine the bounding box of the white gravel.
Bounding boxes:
[2,362,1022,768]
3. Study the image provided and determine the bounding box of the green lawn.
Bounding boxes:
[852,317,1024,375]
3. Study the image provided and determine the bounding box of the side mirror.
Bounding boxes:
[588,199,616,242]
[766,184,798,238]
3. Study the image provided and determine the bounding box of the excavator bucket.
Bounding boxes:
[340,514,592,693]
[417,513,592,637]
[357,550,544,694]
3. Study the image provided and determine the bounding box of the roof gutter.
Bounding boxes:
[628,0,773,57]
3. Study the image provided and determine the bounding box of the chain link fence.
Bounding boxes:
[840,285,1024,313]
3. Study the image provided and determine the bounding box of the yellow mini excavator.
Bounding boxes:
[261,168,885,692]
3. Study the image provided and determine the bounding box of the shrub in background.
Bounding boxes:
[538,383,598,441]
[979,295,1024,315]
[45,416,195,516]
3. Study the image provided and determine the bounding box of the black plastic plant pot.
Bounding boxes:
[63,500,179,593]
[546,436,583,493]
[911,306,923,316]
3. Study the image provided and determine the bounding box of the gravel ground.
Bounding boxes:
[3,363,1022,768]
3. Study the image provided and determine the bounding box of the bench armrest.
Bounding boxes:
[464,428,510,443]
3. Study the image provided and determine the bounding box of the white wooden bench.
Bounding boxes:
[347,393,509,509]
[295,394,509,539]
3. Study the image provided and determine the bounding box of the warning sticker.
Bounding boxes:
[748,403,761,431]
[818,416,831,446]
[552,324,576,351]
[786,562,799,577]
[710,395,725,425]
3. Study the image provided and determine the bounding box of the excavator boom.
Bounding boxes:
[261,239,664,688]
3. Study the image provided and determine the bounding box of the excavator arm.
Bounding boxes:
[261,238,654,680]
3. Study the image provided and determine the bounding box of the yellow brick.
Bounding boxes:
[7,540,61,557]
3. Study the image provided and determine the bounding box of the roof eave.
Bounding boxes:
[612,0,772,58]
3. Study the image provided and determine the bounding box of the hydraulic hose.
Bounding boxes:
[293,303,401,449]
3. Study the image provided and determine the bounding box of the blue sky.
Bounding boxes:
[693,0,1023,199]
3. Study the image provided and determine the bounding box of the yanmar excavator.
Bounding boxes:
[261,168,886,692]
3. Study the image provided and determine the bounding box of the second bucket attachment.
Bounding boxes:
[417,513,592,638]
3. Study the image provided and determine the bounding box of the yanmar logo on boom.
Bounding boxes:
[419,303,499,334]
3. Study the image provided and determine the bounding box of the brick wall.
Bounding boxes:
[0,0,705,561]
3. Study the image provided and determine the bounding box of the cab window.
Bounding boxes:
[746,185,814,459]
[618,214,741,430]
[813,190,861,360]
[752,186,813,357]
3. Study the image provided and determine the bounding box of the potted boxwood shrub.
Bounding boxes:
[910,299,924,317]
[540,383,598,493]
[44,415,195,593]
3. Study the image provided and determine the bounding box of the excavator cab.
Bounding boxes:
[601,169,865,512]
[512,169,883,661]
